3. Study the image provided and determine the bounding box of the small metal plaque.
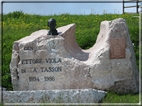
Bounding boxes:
[109,37,126,59]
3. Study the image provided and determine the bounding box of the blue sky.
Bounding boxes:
[1,0,141,15]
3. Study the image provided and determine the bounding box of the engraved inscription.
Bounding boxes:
[29,76,55,82]
[21,69,26,73]
[24,46,33,50]
[41,67,62,72]
[20,67,62,73]
[20,58,62,83]
[44,76,55,81]
[46,58,62,63]
[22,59,42,64]
[110,37,126,59]
[21,58,61,64]
[29,76,40,82]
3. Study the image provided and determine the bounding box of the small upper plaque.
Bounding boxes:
[109,37,126,59]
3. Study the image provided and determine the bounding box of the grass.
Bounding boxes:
[102,91,140,103]
[1,11,141,104]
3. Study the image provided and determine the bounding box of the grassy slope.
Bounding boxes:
[2,11,141,103]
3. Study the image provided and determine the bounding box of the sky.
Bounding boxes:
[1,0,141,15]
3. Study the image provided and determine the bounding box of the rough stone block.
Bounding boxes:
[10,18,139,94]
[3,89,106,103]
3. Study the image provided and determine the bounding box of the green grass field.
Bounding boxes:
[1,11,141,104]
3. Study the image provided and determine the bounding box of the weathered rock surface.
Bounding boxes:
[0,86,6,103]
[3,89,106,103]
[83,18,139,93]
[10,18,139,93]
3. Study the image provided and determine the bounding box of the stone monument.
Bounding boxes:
[3,18,139,103]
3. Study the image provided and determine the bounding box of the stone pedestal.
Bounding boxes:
[3,89,106,104]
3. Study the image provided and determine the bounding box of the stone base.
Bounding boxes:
[2,89,106,104]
